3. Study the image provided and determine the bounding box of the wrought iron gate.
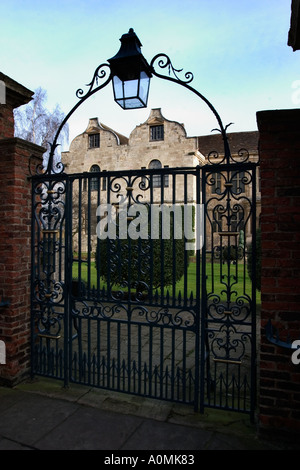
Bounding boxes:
[31,156,258,418]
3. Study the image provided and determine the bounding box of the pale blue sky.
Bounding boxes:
[0,0,298,147]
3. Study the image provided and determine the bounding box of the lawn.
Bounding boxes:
[72,259,261,304]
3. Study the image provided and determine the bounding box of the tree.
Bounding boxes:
[95,210,189,296]
[14,87,69,168]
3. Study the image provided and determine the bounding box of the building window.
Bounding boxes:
[141,167,147,188]
[148,160,169,188]
[164,165,169,188]
[231,210,245,232]
[149,159,162,188]
[212,210,223,233]
[89,133,100,148]
[90,164,100,191]
[231,170,245,194]
[150,125,164,141]
[211,173,222,194]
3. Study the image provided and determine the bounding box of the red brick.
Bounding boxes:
[0,103,43,386]
[257,108,300,441]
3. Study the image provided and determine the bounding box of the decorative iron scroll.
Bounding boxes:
[201,157,257,416]
[72,301,195,329]
[31,162,257,415]
[150,53,232,163]
[29,48,262,176]
[150,53,194,84]
[33,180,66,229]
[75,63,112,101]
[31,178,66,340]
[30,42,258,415]
[32,49,242,176]
[29,62,113,177]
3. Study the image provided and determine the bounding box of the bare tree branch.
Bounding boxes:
[14,87,69,167]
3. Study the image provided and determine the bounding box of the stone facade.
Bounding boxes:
[62,108,260,250]
[63,108,206,252]
[63,108,203,174]
[63,108,203,207]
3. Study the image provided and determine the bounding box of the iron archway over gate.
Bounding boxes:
[30,30,259,420]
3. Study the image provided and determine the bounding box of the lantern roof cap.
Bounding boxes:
[108,28,143,62]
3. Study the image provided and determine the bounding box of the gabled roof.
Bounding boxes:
[85,117,128,145]
[100,123,128,145]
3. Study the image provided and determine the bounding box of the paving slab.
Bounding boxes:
[35,405,143,450]
[121,418,212,450]
[0,391,79,448]
[0,436,32,450]
[0,379,290,451]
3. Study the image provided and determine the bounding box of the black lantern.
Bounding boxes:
[108,28,152,110]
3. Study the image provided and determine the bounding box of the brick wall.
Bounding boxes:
[257,108,300,445]
[0,74,44,386]
[0,101,14,139]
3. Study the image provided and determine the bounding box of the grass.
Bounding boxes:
[72,259,261,304]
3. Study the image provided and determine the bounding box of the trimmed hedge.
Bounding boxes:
[95,210,190,291]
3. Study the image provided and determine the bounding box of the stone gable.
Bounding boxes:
[62,108,204,174]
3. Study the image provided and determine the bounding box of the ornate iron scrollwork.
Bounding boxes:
[150,53,194,84]
[30,39,258,415]
[28,50,238,176]
[76,63,112,100]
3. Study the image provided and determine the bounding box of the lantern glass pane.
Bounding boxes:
[124,78,139,98]
[112,71,150,109]
[139,71,150,104]
[112,76,123,100]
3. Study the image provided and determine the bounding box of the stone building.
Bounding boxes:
[62,108,260,251]
[62,107,203,207]
[63,108,203,174]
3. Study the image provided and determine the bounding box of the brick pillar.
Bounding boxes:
[256,109,300,445]
[0,73,44,386]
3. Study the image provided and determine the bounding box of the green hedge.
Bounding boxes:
[95,210,189,290]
